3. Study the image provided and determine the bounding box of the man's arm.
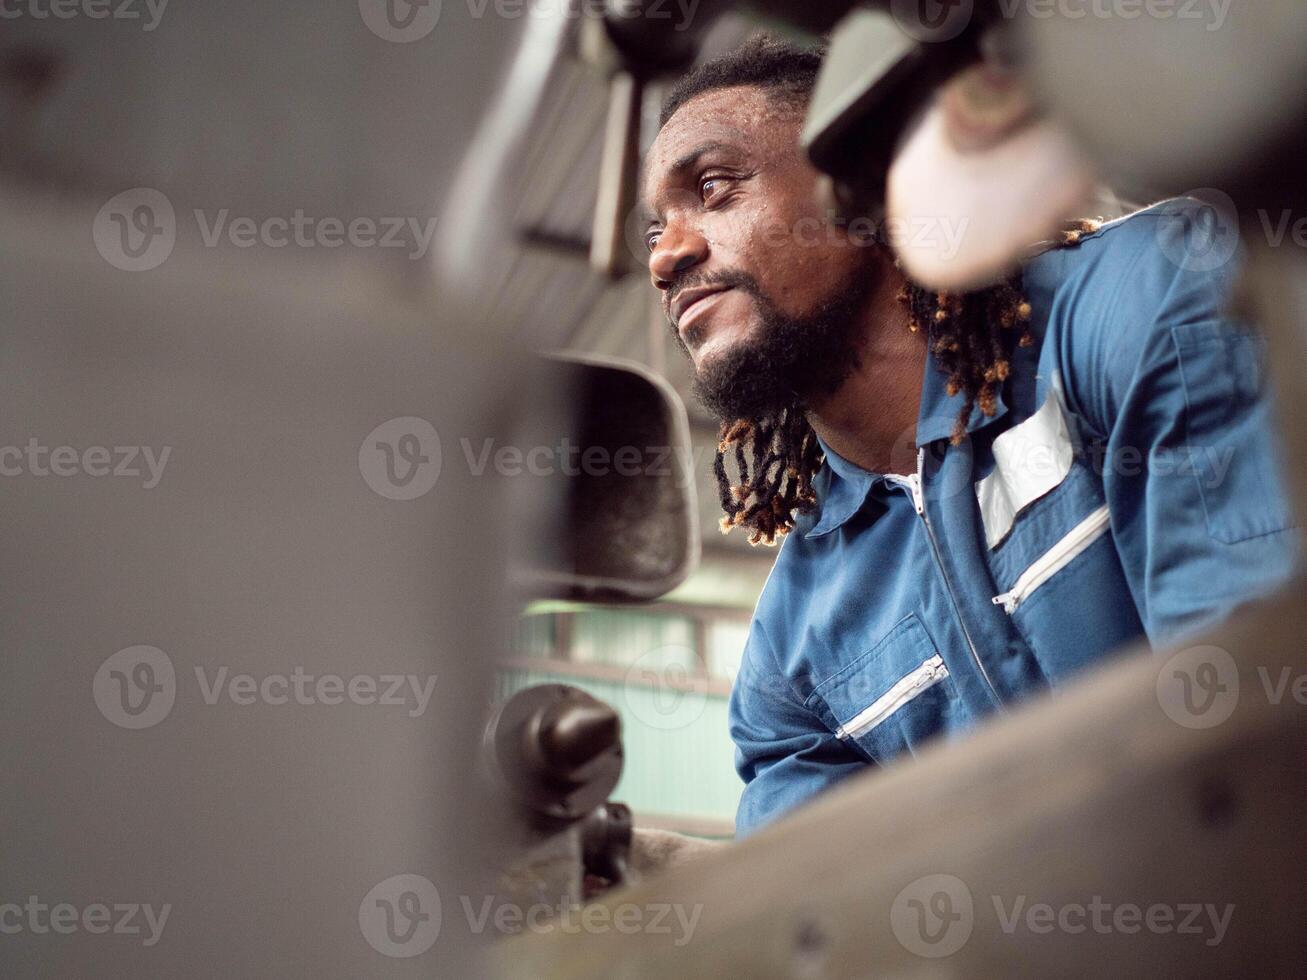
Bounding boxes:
[1060,203,1299,644]
[729,618,871,837]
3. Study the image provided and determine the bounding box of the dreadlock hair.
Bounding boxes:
[662,36,1102,546]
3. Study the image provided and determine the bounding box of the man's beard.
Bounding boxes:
[680,264,877,422]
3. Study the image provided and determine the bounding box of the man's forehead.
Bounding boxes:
[643,85,800,205]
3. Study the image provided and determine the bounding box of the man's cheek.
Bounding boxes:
[758,216,794,251]
[706,194,783,256]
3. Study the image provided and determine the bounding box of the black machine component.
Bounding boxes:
[483,684,634,898]
[484,683,624,822]
[519,354,699,603]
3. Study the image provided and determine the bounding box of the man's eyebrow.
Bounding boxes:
[669,139,737,177]
[643,140,742,225]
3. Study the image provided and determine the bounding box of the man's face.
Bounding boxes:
[643,85,879,418]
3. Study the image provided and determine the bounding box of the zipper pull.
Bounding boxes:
[992,592,1017,615]
[906,475,923,515]
[910,447,926,515]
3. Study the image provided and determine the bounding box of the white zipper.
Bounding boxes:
[907,472,924,515]
[884,471,925,515]
[837,654,949,740]
[886,450,1001,705]
[991,504,1111,614]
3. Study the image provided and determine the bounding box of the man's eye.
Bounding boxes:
[645,231,662,253]
[699,176,726,201]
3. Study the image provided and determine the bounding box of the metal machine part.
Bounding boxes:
[484,684,625,824]
[800,6,1000,222]
[518,353,700,604]
[483,685,635,909]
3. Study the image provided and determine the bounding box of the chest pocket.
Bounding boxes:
[985,459,1144,685]
[805,614,961,766]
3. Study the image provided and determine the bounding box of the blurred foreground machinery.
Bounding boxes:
[0,8,699,978]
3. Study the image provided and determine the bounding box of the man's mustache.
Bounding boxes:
[665,269,763,343]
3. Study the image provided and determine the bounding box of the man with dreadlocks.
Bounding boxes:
[642,36,1299,836]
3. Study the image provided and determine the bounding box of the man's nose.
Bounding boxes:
[649,224,707,289]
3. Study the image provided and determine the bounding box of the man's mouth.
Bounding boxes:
[670,285,734,344]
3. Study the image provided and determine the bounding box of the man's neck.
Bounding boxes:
[805,268,926,476]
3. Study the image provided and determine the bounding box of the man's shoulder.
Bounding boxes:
[1024,198,1239,325]
[739,519,823,656]
[748,528,802,621]
[1019,198,1243,432]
